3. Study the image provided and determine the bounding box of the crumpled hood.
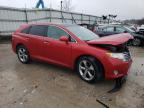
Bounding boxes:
[87,33,133,46]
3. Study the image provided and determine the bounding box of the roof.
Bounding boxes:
[25,23,78,27]
[98,24,124,28]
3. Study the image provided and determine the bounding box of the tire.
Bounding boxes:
[76,56,104,83]
[126,40,132,46]
[132,38,141,46]
[16,45,30,64]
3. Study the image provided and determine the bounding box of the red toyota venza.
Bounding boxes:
[12,23,133,83]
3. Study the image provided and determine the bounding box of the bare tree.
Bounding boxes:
[62,0,74,12]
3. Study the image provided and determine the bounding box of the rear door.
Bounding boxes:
[43,25,72,67]
[27,25,47,59]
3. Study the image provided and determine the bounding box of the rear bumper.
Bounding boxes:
[104,58,132,80]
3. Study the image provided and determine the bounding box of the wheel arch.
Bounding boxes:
[16,43,27,53]
[74,54,105,78]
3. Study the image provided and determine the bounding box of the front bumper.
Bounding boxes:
[103,57,132,80]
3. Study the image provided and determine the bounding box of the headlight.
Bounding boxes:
[107,53,126,61]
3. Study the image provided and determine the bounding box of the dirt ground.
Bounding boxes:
[0,43,144,108]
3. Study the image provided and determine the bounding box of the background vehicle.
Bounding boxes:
[137,25,144,35]
[79,23,97,32]
[95,25,144,46]
[12,23,132,83]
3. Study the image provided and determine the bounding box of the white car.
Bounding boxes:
[138,25,144,31]
[137,25,144,36]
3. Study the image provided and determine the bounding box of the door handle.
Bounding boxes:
[44,41,50,44]
[25,37,29,40]
[24,37,29,40]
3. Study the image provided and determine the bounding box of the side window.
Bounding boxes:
[102,28,107,32]
[102,27,114,32]
[47,26,69,40]
[29,25,47,36]
[116,27,125,33]
[21,26,31,34]
[106,27,114,32]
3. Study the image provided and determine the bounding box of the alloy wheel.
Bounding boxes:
[79,60,95,81]
[18,48,28,63]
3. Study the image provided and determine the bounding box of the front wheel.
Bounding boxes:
[132,38,141,46]
[76,56,104,83]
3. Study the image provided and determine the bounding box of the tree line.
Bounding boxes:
[124,18,144,25]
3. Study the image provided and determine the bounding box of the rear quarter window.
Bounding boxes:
[21,26,31,34]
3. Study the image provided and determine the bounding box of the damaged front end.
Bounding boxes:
[95,43,131,62]
[86,33,133,92]
[87,33,133,62]
[96,44,131,93]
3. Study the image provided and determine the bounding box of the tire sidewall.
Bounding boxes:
[76,56,103,83]
[132,38,141,46]
[17,45,30,64]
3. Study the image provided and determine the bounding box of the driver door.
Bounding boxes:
[43,25,72,67]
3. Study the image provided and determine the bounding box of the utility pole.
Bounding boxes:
[60,1,63,23]
[60,1,63,11]
[108,14,110,24]
[25,3,28,23]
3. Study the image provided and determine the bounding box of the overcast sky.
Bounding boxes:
[0,0,144,20]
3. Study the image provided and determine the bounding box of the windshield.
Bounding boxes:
[66,25,99,41]
[125,26,135,33]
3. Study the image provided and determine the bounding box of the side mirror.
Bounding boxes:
[59,36,69,43]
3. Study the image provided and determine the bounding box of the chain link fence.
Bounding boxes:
[0,6,110,36]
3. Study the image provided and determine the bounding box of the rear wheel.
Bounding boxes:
[17,45,30,64]
[76,56,104,83]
